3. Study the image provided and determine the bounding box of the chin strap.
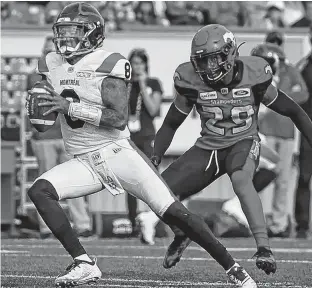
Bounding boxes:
[236,42,246,56]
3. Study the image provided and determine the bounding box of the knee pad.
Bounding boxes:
[28,179,59,202]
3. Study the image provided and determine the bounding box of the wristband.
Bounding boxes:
[68,102,102,126]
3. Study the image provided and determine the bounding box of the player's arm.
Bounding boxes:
[263,84,312,147]
[151,90,193,166]
[96,76,128,130]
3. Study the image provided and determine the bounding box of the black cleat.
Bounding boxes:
[163,236,192,269]
[252,247,277,275]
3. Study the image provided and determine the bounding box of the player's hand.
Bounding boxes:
[150,155,161,168]
[37,86,70,116]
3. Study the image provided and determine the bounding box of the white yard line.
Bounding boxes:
[2,244,312,254]
[2,252,312,264]
[1,274,312,288]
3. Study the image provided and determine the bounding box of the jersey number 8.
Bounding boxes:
[204,105,255,135]
[61,89,85,129]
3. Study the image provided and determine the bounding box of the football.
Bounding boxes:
[26,81,58,132]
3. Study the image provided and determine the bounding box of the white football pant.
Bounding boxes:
[35,139,175,216]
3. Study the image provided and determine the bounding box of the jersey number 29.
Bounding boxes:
[204,105,255,135]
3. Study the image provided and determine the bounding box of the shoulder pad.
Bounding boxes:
[36,52,61,75]
[95,51,130,79]
[174,62,198,96]
[174,62,193,82]
[243,56,273,85]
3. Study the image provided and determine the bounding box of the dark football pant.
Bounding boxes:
[162,138,259,200]
[162,138,270,249]
[295,136,312,232]
[128,134,154,229]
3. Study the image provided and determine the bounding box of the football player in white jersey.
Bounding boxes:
[28,3,257,288]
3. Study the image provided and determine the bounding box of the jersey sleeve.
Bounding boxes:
[173,90,194,115]
[173,65,198,98]
[95,52,131,80]
[172,65,196,114]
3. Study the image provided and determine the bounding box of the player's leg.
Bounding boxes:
[57,140,93,237]
[227,139,276,275]
[28,158,103,286]
[217,141,280,237]
[109,140,256,287]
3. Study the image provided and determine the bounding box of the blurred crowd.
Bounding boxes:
[2,1,312,30]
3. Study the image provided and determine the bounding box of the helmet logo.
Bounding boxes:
[265,64,273,74]
[223,32,236,45]
[57,17,71,23]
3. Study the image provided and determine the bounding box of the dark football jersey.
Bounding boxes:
[173,56,277,150]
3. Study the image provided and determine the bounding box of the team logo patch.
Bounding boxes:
[249,140,260,161]
[232,88,250,98]
[91,151,103,166]
[265,64,273,74]
[199,91,217,100]
[220,88,228,95]
[76,71,94,79]
[68,67,74,73]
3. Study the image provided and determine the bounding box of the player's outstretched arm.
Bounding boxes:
[266,84,312,147]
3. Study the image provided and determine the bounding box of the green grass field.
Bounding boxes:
[2,237,312,287]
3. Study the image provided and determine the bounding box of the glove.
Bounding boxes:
[150,155,161,168]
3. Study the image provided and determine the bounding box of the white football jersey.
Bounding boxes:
[37,48,131,156]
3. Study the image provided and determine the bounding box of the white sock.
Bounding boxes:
[226,262,240,273]
[75,254,93,263]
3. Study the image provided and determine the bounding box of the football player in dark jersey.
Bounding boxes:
[148,25,312,276]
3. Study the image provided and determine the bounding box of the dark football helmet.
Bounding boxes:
[52,2,105,59]
[251,43,283,75]
[190,24,238,84]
